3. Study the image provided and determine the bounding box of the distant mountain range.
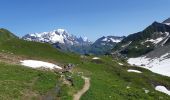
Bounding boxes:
[22,29,124,55]
[22,17,170,59]
[22,29,92,53]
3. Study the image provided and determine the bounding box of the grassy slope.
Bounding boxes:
[0,28,17,42]
[0,39,80,64]
[77,56,170,100]
[0,62,59,99]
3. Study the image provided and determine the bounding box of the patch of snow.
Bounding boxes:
[110,38,121,43]
[165,32,169,36]
[49,31,64,43]
[35,33,43,37]
[118,63,123,65]
[161,37,169,46]
[141,41,144,45]
[83,36,88,42]
[57,29,66,34]
[147,45,150,47]
[161,53,170,58]
[92,57,100,60]
[127,69,142,73]
[161,32,170,46]
[102,37,107,41]
[128,56,149,67]
[20,60,62,69]
[145,37,163,44]
[128,53,170,77]
[126,86,130,89]
[164,23,170,25]
[30,34,36,37]
[144,32,170,45]
[142,88,149,94]
[155,86,170,96]
[145,89,149,94]
[145,90,149,93]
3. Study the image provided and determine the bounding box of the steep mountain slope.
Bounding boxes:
[113,21,170,57]
[22,29,92,54]
[89,36,124,55]
[116,18,170,77]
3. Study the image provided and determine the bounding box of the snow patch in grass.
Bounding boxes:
[155,86,170,96]
[126,86,130,89]
[147,45,150,47]
[127,69,142,73]
[92,57,100,60]
[20,60,62,69]
[118,63,123,65]
[143,88,149,94]
[144,90,149,94]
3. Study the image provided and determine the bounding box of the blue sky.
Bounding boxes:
[0,0,170,41]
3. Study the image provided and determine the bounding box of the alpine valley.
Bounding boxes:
[1,18,170,100]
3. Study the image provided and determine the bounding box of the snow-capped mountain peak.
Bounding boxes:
[22,29,91,45]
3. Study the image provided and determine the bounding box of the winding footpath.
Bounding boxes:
[73,76,90,100]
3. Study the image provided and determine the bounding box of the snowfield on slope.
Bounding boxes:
[155,86,170,96]
[20,60,62,69]
[118,62,123,65]
[92,57,100,60]
[127,69,142,73]
[128,53,170,77]
[145,37,164,44]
